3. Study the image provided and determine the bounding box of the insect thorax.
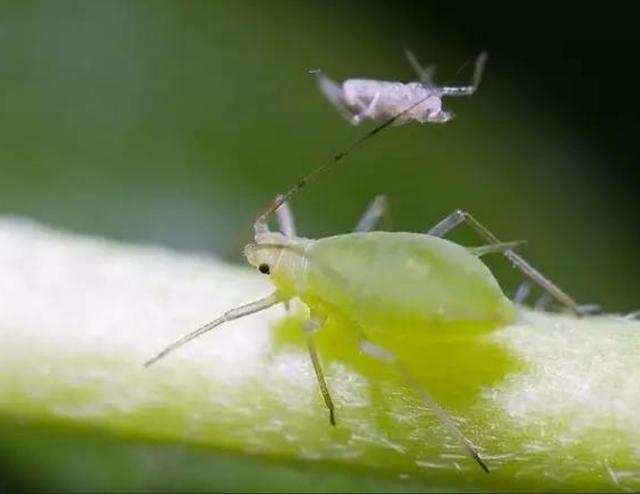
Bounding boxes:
[342,80,443,123]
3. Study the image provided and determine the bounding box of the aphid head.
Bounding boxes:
[244,234,309,298]
[244,231,288,275]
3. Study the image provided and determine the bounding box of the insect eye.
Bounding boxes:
[258,263,270,275]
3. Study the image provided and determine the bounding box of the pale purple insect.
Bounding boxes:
[311,50,487,126]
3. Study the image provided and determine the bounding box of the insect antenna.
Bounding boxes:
[145,242,349,367]
[144,292,282,367]
[253,93,439,234]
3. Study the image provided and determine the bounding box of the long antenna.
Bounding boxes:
[253,93,436,230]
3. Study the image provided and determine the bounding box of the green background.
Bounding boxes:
[0,3,638,491]
[0,1,635,311]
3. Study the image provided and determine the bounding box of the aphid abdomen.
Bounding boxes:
[300,232,516,334]
[341,80,442,124]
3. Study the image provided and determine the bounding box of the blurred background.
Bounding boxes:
[0,1,637,312]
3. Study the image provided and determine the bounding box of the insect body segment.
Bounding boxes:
[296,232,517,331]
[312,51,487,126]
[343,81,451,125]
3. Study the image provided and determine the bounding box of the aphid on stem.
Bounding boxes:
[146,68,586,473]
[311,50,488,126]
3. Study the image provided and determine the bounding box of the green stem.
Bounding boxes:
[0,218,637,492]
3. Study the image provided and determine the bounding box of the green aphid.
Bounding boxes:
[145,89,584,473]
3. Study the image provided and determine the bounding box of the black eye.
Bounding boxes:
[258,263,270,275]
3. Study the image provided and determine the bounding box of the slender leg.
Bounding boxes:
[405,49,437,87]
[624,309,640,320]
[310,69,354,122]
[255,196,296,238]
[425,109,456,124]
[535,293,600,314]
[144,291,283,367]
[357,333,489,473]
[427,209,584,316]
[303,318,336,426]
[354,195,392,232]
[534,292,553,312]
[516,283,599,314]
[272,195,297,311]
[275,195,296,238]
[576,303,600,315]
[440,51,488,97]
[351,92,380,125]
[512,281,532,305]
[468,240,526,257]
[363,92,381,117]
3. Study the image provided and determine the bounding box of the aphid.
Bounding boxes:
[311,50,487,126]
[145,82,584,473]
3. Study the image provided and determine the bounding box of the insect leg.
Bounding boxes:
[144,291,283,367]
[303,317,336,426]
[514,282,599,314]
[274,195,296,238]
[404,49,437,87]
[354,195,392,232]
[350,92,381,125]
[440,51,488,97]
[624,309,640,320]
[578,304,601,315]
[251,196,297,268]
[512,282,532,304]
[273,195,296,312]
[427,209,584,316]
[310,69,355,123]
[467,240,527,257]
[534,292,553,312]
[357,334,489,473]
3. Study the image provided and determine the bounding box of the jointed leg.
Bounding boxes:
[354,195,392,232]
[440,51,488,97]
[364,92,381,117]
[272,196,297,311]
[624,309,640,320]
[512,282,532,305]
[303,318,336,425]
[351,92,380,125]
[357,333,489,473]
[310,69,354,123]
[275,195,296,238]
[534,292,552,312]
[427,209,584,316]
[405,50,437,87]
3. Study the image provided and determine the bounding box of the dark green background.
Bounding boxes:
[1,3,639,492]
[0,1,637,311]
